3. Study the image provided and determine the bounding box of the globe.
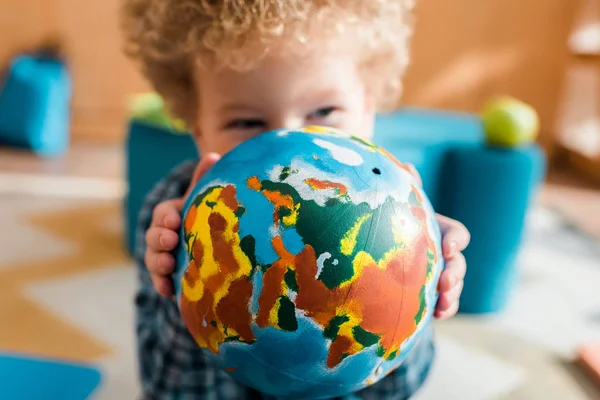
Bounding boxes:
[174,126,444,399]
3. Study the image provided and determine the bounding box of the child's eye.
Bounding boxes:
[225,119,266,130]
[307,107,337,120]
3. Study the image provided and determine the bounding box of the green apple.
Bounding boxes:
[481,96,540,148]
[129,92,188,133]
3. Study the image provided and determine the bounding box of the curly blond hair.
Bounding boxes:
[121,0,415,123]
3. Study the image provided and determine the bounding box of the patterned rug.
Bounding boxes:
[1,191,599,399]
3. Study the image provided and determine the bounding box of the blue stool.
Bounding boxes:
[0,53,72,157]
[445,145,546,313]
[125,121,197,253]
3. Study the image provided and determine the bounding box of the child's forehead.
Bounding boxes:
[195,48,362,97]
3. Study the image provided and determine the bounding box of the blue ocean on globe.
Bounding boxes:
[173,126,444,399]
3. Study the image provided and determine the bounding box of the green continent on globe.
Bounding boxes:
[180,166,439,368]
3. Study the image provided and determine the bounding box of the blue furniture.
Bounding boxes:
[124,107,546,313]
[0,53,72,157]
[444,146,546,313]
[0,353,102,399]
[125,122,197,254]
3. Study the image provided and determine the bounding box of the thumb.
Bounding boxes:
[179,153,221,209]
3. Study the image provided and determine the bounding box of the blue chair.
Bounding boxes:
[124,107,546,313]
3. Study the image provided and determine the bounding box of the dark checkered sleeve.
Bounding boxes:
[133,160,435,400]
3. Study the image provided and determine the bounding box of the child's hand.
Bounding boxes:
[404,164,470,320]
[144,153,221,297]
[434,214,469,320]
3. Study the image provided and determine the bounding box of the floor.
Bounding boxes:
[1,143,600,400]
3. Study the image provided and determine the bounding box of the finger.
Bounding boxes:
[438,253,466,292]
[151,200,183,230]
[144,250,176,275]
[435,300,459,320]
[150,273,174,297]
[183,153,221,201]
[146,226,180,252]
[436,280,464,311]
[437,214,471,257]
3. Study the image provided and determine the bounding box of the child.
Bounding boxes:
[121,1,470,399]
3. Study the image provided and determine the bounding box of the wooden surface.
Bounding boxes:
[0,142,124,179]
[0,0,580,146]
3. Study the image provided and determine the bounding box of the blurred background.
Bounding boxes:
[0,0,599,399]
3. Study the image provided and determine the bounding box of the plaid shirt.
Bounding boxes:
[134,160,436,400]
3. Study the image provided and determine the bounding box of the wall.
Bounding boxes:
[0,0,57,65]
[0,0,578,149]
[403,0,577,154]
[54,0,149,141]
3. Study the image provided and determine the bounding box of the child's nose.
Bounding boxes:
[270,116,305,131]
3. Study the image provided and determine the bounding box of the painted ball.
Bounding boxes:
[174,126,444,399]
